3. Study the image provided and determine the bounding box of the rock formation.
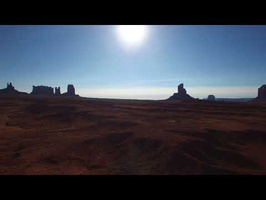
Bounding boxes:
[178,83,187,95]
[207,95,215,101]
[258,85,266,99]
[251,85,266,102]
[30,85,54,95]
[62,84,78,97]
[167,83,195,101]
[1,82,80,97]
[6,82,14,90]
[67,84,75,95]
[55,87,61,95]
[0,82,28,95]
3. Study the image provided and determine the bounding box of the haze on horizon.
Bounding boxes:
[0,25,265,100]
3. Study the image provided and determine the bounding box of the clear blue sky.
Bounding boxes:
[0,25,265,99]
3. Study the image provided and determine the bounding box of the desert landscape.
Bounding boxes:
[1,94,266,175]
[1,25,266,175]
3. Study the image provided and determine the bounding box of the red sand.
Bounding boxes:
[0,95,266,175]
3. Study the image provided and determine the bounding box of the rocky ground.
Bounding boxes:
[1,95,266,175]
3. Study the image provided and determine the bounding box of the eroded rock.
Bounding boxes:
[30,85,54,95]
[167,83,195,101]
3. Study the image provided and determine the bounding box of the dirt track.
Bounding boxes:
[1,95,266,175]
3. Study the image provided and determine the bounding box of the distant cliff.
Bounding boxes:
[251,85,266,102]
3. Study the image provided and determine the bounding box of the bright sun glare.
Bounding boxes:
[117,25,148,47]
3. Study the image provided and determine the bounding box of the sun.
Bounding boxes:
[117,25,148,47]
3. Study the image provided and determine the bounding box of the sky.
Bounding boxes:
[0,25,265,99]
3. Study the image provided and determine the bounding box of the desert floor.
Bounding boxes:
[1,95,266,175]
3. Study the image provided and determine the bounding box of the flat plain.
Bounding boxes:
[1,95,266,175]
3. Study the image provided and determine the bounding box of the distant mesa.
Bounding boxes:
[251,85,266,102]
[167,83,195,101]
[178,83,187,95]
[207,95,216,101]
[0,82,28,95]
[1,82,79,97]
[30,84,79,97]
[30,85,54,95]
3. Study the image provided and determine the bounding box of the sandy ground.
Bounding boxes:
[0,95,266,175]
